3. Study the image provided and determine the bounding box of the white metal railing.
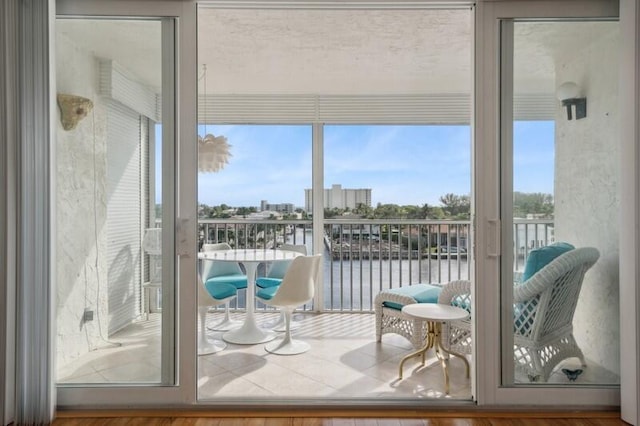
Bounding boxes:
[196,218,554,312]
[144,218,555,314]
[323,220,469,311]
[512,218,555,273]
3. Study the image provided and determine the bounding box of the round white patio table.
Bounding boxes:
[399,303,470,395]
[198,248,303,345]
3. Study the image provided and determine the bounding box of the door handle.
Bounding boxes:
[487,218,501,258]
[176,217,192,257]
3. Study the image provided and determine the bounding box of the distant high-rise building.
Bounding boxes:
[260,199,295,213]
[305,184,372,212]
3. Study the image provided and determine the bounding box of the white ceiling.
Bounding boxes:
[197,7,472,95]
[56,12,616,99]
[57,19,163,89]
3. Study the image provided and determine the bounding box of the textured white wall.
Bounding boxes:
[555,30,620,377]
[55,33,110,376]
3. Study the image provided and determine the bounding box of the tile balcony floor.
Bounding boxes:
[57,311,619,400]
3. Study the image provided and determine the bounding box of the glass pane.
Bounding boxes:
[195,123,313,395]
[324,125,471,311]
[196,123,312,255]
[510,20,620,385]
[196,5,472,401]
[55,18,167,384]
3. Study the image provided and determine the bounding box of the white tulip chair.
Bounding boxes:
[197,274,237,355]
[201,242,247,331]
[256,254,322,355]
[256,243,308,331]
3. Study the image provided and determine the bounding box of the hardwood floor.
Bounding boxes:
[52,411,628,425]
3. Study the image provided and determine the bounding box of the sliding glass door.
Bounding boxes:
[504,19,620,386]
[55,17,175,386]
[195,4,473,401]
[50,0,636,414]
[473,0,620,407]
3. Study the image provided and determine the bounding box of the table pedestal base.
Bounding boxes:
[223,320,276,344]
[398,321,470,394]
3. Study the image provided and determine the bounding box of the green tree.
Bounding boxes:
[353,203,374,218]
[439,193,470,218]
[404,205,422,219]
[429,206,447,219]
[374,203,405,219]
[324,207,346,218]
[513,192,554,218]
[235,206,256,217]
[198,203,216,218]
[419,203,433,219]
[214,205,232,218]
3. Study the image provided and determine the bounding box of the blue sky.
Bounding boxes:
[157,121,555,209]
[513,120,555,193]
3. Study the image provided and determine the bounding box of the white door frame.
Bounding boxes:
[619,1,640,424]
[55,0,199,407]
[473,0,625,408]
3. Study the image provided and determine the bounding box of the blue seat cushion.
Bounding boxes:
[204,282,237,301]
[522,242,574,282]
[205,274,248,290]
[256,277,283,289]
[381,283,442,311]
[256,285,279,301]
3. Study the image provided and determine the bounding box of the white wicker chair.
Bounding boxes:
[512,246,599,382]
[375,289,429,349]
[434,247,599,382]
[437,280,472,356]
[375,282,469,351]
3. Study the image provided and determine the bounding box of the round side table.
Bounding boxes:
[399,303,470,395]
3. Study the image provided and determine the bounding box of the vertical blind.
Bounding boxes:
[14,0,55,424]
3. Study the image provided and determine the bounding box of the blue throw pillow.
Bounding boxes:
[381,283,442,310]
[522,242,574,282]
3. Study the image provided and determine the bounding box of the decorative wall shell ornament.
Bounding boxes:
[57,93,93,130]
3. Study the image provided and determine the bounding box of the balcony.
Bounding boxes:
[199,218,472,313]
[198,218,558,311]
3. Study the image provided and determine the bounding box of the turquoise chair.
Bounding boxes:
[257,254,322,355]
[202,242,248,331]
[197,274,236,355]
[256,244,308,331]
[256,243,308,288]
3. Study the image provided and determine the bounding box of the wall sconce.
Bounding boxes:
[57,93,93,130]
[557,82,587,120]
